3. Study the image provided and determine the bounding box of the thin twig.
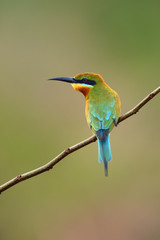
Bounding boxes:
[0,86,159,194]
[118,86,160,123]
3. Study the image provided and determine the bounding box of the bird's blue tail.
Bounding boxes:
[98,134,112,176]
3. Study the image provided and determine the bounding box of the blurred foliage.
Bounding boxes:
[0,0,160,239]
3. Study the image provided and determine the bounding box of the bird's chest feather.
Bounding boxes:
[85,88,118,131]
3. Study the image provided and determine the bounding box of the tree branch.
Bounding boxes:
[0,86,159,194]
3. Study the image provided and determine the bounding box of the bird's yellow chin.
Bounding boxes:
[72,83,92,97]
[71,83,81,91]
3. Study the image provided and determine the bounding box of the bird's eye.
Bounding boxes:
[82,78,88,83]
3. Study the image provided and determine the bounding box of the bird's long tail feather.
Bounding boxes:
[98,134,112,176]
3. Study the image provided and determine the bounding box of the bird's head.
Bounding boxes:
[49,72,105,97]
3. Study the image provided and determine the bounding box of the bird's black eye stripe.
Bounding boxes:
[83,78,88,83]
[75,78,96,86]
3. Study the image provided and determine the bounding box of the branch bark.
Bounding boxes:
[0,86,159,194]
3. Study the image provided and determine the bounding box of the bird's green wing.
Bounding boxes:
[88,95,118,131]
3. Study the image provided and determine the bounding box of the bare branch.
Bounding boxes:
[118,86,160,123]
[0,86,159,194]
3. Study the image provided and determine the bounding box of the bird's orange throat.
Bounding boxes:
[72,84,92,98]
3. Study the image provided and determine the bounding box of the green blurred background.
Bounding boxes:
[0,0,160,239]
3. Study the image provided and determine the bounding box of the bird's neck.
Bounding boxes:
[72,84,92,98]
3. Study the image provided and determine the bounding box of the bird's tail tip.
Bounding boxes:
[103,161,108,177]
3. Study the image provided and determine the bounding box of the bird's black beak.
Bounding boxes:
[49,76,96,86]
[48,77,76,84]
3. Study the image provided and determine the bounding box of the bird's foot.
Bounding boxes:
[113,119,118,127]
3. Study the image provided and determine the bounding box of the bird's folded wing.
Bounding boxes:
[88,98,117,131]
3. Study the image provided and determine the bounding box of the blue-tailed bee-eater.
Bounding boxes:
[49,73,121,176]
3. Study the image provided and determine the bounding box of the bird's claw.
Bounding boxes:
[113,119,118,127]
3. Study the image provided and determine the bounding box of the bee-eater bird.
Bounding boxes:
[49,73,121,176]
